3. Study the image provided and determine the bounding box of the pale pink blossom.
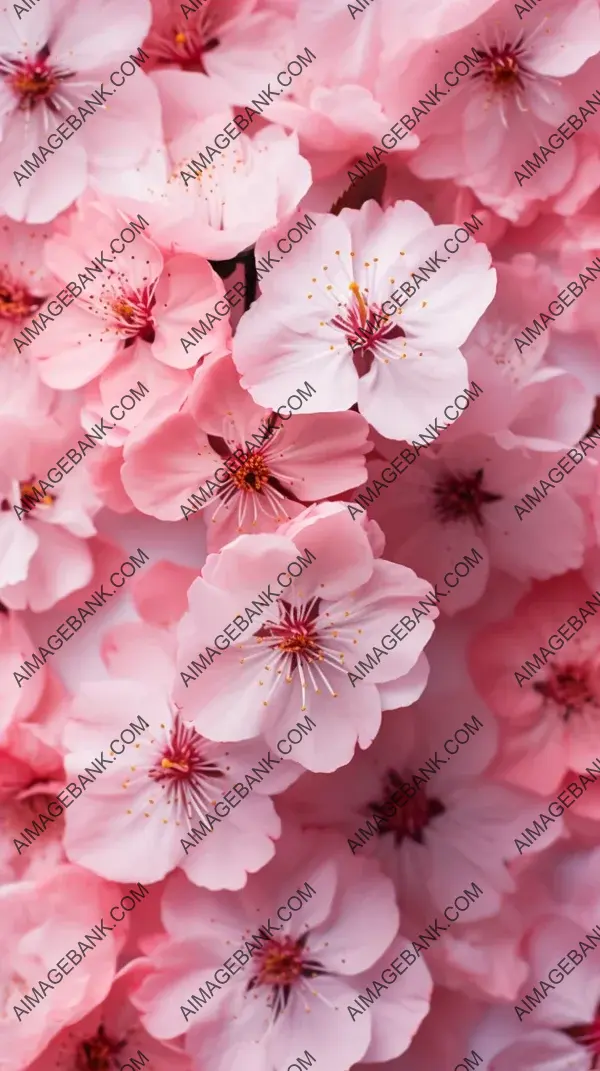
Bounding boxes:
[233,199,496,440]
[63,621,301,889]
[372,434,592,614]
[28,196,228,391]
[130,829,432,1071]
[0,425,101,611]
[456,256,593,452]
[145,72,312,260]
[0,864,125,1071]
[0,0,164,223]
[391,0,600,220]
[175,502,437,773]
[472,913,600,1071]
[26,962,192,1071]
[122,355,371,550]
[469,573,600,793]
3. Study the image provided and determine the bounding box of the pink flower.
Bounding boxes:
[396,0,600,220]
[26,962,192,1071]
[146,73,312,259]
[456,256,593,452]
[122,355,371,550]
[0,426,101,611]
[62,621,301,889]
[0,216,55,355]
[175,502,437,773]
[469,573,600,793]
[0,611,50,740]
[371,433,591,614]
[130,829,432,1071]
[0,0,164,223]
[473,913,600,1071]
[30,196,228,391]
[353,986,489,1071]
[281,699,558,923]
[0,864,125,1071]
[233,199,496,439]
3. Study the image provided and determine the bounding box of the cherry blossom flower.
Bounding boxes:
[122,355,371,549]
[130,829,432,1071]
[175,502,437,772]
[0,0,164,223]
[233,199,496,439]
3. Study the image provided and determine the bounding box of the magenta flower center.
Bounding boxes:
[3,47,74,112]
[148,716,224,820]
[75,1023,126,1071]
[472,39,531,94]
[369,770,445,844]
[534,661,596,722]
[252,598,347,710]
[146,5,220,71]
[107,288,156,344]
[331,281,405,375]
[0,272,43,323]
[432,468,502,526]
[564,1012,600,1062]
[259,602,322,659]
[254,936,305,986]
[203,418,300,530]
[247,932,327,1021]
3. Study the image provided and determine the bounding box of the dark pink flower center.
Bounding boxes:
[0,272,43,323]
[255,599,336,710]
[106,288,156,345]
[471,39,531,94]
[145,3,220,71]
[564,1011,600,1064]
[148,715,224,819]
[2,46,74,112]
[1,477,55,516]
[369,769,445,844]
[75,1023,126,1071]
[432,468,502,526]
[254,935,306,986]
[332,281,405,376]
[534,661,596,722]
[248,933,327,1021]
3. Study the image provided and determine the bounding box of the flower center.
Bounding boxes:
[250,598,349,711]
[563,1011,600,1063]
[107,289,156,344]
[2,479,55,515]
[248,934,327,1021]
[75,1024,126,1071]
[3,47,74,112]
[533,661,596,722]
[432,468,502,526]
[20,481,54,508]
[145,4,220,72]
[201,421,299,531]
[278,628,320,656]
[0,274,43,322]
[149,715,224,820]
[331,281,405,376]
[258,600,324,673]
[368,770,446,844]
[231,453,271,493]
[254,936,305,986]
[471,39,530,94]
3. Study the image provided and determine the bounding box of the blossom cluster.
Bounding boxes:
[3,0,600,1069]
